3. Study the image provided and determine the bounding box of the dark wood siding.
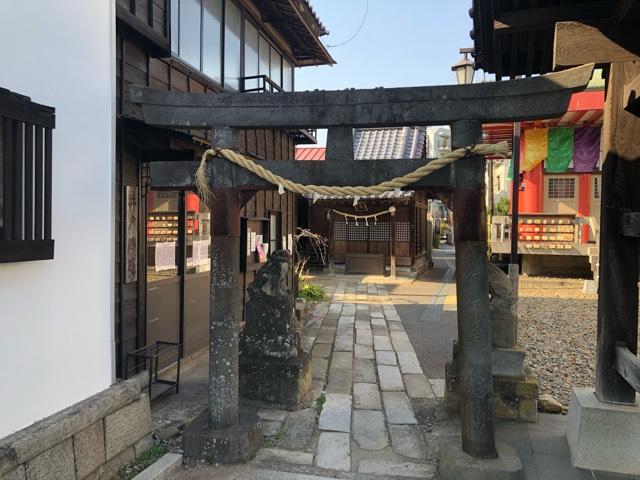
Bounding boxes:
[116,0,169,56]
[115,28,299,374]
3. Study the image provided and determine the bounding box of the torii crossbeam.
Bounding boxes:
[127,64,594,464]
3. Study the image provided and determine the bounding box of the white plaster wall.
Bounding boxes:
[0,1,115,437]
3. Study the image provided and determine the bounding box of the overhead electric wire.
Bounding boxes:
[326,0,369,48]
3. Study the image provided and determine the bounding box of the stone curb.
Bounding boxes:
[132,453,183,480]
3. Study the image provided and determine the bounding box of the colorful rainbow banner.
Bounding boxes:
[508,126,600,179]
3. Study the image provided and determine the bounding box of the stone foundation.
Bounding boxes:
[240,352,312,410]
[442,263,539,423]
[0,379,153,480]
[567,388,640,476]
[445,359,538,423]
[438,441,522,480]
[183,410,261,465]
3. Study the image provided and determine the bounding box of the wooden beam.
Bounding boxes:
[140,149,197,163]
[602,62,640,160]
[615,344,640,393]
[615,0,640,23]
[595,62,640,405]
[553,21,640,68]
[624,73,640,117]
[494,2,613,32]
[620,211,640,237]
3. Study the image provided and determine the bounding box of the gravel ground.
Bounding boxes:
[517,277,598,407]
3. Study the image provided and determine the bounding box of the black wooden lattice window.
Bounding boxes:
[369,222,391,241]
[395,222,411,242]
[333,221,410,243]
[0,88,55,262]
[333,222,347,241]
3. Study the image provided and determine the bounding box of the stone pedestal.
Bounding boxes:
[438,441,522,480]
[492,348,525,379]
[239,250,311,410]
[446,263,538,422]
[445,357,538,422]
[444,262,539,423]
[183,410,261,464]
[240,352,312,410]
[567,388,640,476]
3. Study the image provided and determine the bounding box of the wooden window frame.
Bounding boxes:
[170,0,295,93]
[547,176,576,199]
[0,89,55,263]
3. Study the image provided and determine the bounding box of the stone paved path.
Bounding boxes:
[168,248,619,480]
[245,278,443,479]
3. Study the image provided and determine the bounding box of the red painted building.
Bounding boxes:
[484,87,604,276]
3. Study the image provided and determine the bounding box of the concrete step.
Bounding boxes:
[133,453,182,480]
[243,468,341,480]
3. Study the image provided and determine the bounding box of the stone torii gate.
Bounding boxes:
[128,64,593,472]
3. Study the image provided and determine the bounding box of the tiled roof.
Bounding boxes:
[296,147,326,161]
[251,0,334,66]
[354,127,427,159]
[296,129,429,201]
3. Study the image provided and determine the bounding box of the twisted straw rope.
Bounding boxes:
[196,141,509,206]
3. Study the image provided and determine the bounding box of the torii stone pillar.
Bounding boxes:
[439,122,522,479]
[183,128,261,464]
[451,120,496,458]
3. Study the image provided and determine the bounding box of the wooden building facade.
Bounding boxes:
[307,193,433,277]
[297,127,439,277]
[115,0,333,377]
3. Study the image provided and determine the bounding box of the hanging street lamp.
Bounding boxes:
[452,48,476,85]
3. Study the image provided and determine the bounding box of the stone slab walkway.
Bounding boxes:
[160,246,626,480]
[243,277,443,479]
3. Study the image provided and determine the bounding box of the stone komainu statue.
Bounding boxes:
[239,250,311,409]
[240,249,299,358]
[488,262,518,349]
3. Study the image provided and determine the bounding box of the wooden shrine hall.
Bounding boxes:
[127,64,595,476]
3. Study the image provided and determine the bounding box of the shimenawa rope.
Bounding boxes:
[195,141,509,207]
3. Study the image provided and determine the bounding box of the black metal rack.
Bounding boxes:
[125,341,181,398]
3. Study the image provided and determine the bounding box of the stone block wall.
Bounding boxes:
[0,380,153,480]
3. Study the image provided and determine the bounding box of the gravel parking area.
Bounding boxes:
[517,277,598,407]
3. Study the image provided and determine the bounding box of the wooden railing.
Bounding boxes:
[241,75,284,93]
[0,88,55,262]
[240,76,318,145]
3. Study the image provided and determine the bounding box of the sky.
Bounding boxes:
[295,0,480,144]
